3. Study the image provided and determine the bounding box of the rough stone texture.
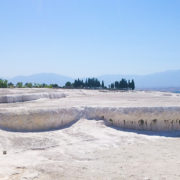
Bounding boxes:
[0,92,66,103]
[1,88,180,131]
[1,89,180,179]
[0,119,180,180]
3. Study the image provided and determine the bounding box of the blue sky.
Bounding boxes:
[0,0,180,78]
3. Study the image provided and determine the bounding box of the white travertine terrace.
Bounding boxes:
[0,88,180,131]
[0,92,66,103]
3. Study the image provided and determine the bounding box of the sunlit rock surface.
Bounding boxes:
[1,88,180,131]
[1,119,180,180]
[1,89,180,179]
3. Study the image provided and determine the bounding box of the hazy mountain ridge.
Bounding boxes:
[5,70,180,89]
[9,73,73,86]
[99,70,180,89]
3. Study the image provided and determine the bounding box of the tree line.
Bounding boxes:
[65,78,135,90]
[0,79,59,88]
[109,79,135,90]
[0,78,135,90]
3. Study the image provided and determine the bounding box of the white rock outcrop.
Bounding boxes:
[0,108,81,131]
[0,92,66,103]
[1,89,180,132]
[84,107,180,131]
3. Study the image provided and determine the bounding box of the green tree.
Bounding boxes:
[131,79,135,90]
[65,81,72,88]
[0,79,8,88]
[111,83,115,89]
[16,82,23,88]
[25,82,33,88]
[8,82,14,88]
[115,81,119,89]
[51,84,59,88]
[101,81,104,88]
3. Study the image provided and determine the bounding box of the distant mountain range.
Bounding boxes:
[9,73,73,86]
[98,70,180,89]
[6,70,180,89]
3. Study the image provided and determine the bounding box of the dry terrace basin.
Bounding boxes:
[0,88,180,132]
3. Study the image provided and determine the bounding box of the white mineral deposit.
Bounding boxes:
[0,89,180,179]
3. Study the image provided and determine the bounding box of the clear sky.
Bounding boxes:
[0,0,180,78]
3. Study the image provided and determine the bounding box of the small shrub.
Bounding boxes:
[109,118,113,122]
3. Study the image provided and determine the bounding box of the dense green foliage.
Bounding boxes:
[110,79,135,90]
[72,78,101,89]
[0,80,59,89]
[64,78,135,90]
[0,78,135,90]
[0,79,8,88]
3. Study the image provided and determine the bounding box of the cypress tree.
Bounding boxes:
[131,79,135,90]
[102,81,104,88]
